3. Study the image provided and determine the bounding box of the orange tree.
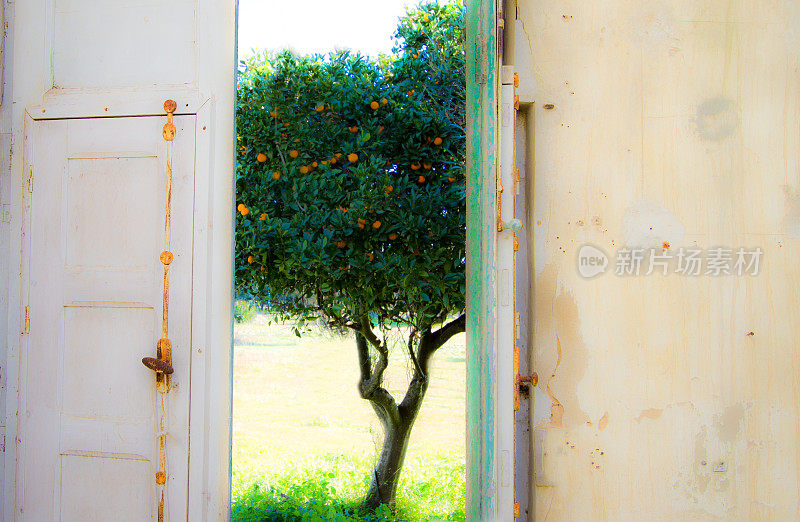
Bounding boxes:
[235,1,465,510]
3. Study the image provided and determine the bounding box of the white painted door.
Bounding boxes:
[8,1,235,520]
[19,117,194,521]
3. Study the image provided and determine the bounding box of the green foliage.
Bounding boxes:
[231,453,465,522]
[234,1,466,333]
[235,300,257,324]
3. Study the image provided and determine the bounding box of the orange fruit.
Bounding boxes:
[299,166,309,174]
[336,240,347,248]
[247,255,255,264]
[349,126,359,133]
[378,126,384,134]
[381,98,388,106]
[370,101,380,110]
[417,175,426,183]
[411,163,421,170]
[330,158,337,165]
[357,218,366,229]
[372,221,381,230]
[312,161,318,168]
[423,162,432,169]
[283,122,290,127]
[388,233,398,241]
[348,153,359,163]
[260,265,266,272]
[433,137,443,145]
[385,185,393,194]
[289,150,299,158]
[423,13,430,22]
[237,203,245,212]
[240,206,250,216]
[335,152,343,158]
[315,105,325,112]
[448,177,456,183]
[272,172,280,180]
[412,53,419,59]
[256,153,267,162]
[259,213,267,220]
[366,253,374,262]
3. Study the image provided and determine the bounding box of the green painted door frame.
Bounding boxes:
[465,0,500,519]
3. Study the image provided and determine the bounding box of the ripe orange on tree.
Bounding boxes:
[385,185,393,194]
[433,137,443,145]
[348,153,359,163]
[336,240,347,248]
[423,162,432,169]
[372,221,382,230]
[411,162,421,170]
[247,255,255,264]
[299,166,309,174]
[370,101,380,110]
[315,105,325,112]
[366,252,374,262]
[388,232,398,241]
[256,152,267,162]
[417,175,426,183]
[272,172,281,180]
[349,126,359,133]
[259,213,267,220]
[381,98,388,106]
[239,205,250,216]
[289,150,299,158]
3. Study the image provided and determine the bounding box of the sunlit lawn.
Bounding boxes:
[231,311,466,521]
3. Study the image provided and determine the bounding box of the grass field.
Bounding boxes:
[231,310,466,521]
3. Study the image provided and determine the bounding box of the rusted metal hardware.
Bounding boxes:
[138,99,179,522]
[141,357,174,375]
[517,372,538,391]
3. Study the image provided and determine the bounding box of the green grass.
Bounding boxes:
[232,453,465,521]
[232,314,466,521]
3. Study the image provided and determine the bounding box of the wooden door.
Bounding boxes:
[8,0,235,520]
[20,117,195,521]
[512,1,800,519]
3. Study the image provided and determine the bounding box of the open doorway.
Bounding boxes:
[231,1,468,519]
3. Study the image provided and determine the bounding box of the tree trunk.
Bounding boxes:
[352,315,465,511]
[361,379,428,511]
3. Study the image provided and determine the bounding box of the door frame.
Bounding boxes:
[466,0,507,519]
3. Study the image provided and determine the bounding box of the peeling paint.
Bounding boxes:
[622,199,685,249]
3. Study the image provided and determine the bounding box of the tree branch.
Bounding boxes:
[418,313,466,368]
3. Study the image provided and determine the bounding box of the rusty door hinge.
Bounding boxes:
[26,165,33,194]
[23,306,29,334]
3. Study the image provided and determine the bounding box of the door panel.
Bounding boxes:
[514,1,800,519]
[19,116,194,521]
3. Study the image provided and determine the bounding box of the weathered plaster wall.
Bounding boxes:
[516,1,800,519]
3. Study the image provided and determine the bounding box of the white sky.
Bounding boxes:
[237,0,415,59]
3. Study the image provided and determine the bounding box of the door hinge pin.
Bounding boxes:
[23,306,29,334]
